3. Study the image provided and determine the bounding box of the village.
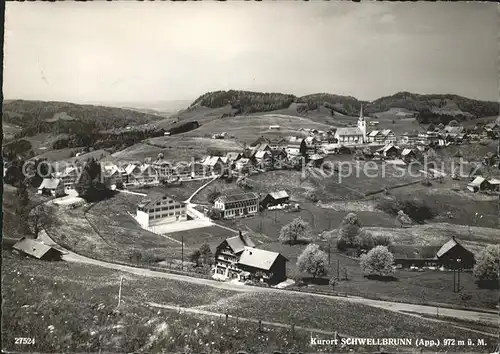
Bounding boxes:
[21,107,500,289]
[3,2,500,353]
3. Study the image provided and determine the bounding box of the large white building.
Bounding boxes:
[136,192,187,228]
[214,192,260,219]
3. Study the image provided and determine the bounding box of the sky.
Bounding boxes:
[3,2,499,105]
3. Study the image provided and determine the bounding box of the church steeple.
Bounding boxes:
[357,104,367,143]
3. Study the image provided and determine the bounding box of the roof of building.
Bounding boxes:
[305,137,318,144]
[125,164,138,175]
[381,129,393,136]
[267,190,289,200]
[202,156,222,167]
[226,152,242,161]
[401,148,415,156]
[138,189,186,209]
[309,154,325,160]
[255,150,271,159]
[13,237,61,259]
[288,137,304,145]
[225,234,256,254]
[435,237,471,259]
[487,178,500,185]
[238,247,285,271]
[335,127,363,136]
[468,176,486,187]
[237,158,251,164]
[377,143,399,153]
[216,192,260,204]
[368,130,380,137]
[38,178,62,190]
[444,126,464,134]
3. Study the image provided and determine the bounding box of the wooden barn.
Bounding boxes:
[435,237,475,269]
[13,237,63,261]
[260,191,290,209]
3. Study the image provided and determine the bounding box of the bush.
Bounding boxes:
[207,208,222,220]
[373,234,392,247]
[473,245,500,289]
[207,189,221,204]
[353,229,375,251]
[304,189,319,202]
[376,197,435,224]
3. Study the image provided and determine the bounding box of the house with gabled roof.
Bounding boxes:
[238,247,288,283]
[202,156,225,175]
[13,237,63,261]
[37,178,65,197]
[434,236,475,269]
[52,166,80,190]
[376,143,400,158]
[213,232,288,283]
[214,192,260,219]
[260,190,290,209]
[136,191,187,227]
[467,176,487,193]
[213,231,256,280]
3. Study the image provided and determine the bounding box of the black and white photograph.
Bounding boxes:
[2,1,500,353]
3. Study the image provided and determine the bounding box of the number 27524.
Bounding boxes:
[15,337,35,345]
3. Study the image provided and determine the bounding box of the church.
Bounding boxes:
[334,105,367,144]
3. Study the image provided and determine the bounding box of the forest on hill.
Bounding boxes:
[187,90,498,121]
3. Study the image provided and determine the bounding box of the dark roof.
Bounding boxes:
[435,237,472,258]
[138,189,188,208]
[13,237,62,259]
[225,234,256,253]
[216,192,260,203]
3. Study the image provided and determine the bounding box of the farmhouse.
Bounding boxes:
[435,237,475,269]
[250,136,271,147]
[53,166,80,190]
[467,176,487,193]
[225,152,242,163]
[136,191,187,228]
[268,137,288,151]
[287,137,306,150]
[214,192,260,219]
[238,247,288,284]
[304,136,320,151]
[308,154,325,167]
[376,143,400,158]
[37,178,65,197]
[261,190,290,209]
[102,164,127,186]
[152,160,175,178]
[399,132,419,146]
[213,232,256,280]
[254,150,273,167]
[401,148,417,162]
[202,156,225,175]
[234,158,253,173]
[13,237,63,261]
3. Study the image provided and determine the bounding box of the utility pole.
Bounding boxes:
[181,234,184,271]
[328,244,331,265]
[453,265,456,292]
[117,276,124,308]
[457,258,462,293]
[337,260,340,281]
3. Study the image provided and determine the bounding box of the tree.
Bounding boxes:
[329,277,337,289]
[337,213,361,250]
[199,243,213,265]
[360,246,395,277]
[190,249,202,267]
[396,210,412,228]
[448,120,459,127]
[279,217,311,245]
[473,245,500,288]
[16,181,30,215]
[28,204,57,238]
[353,229,375,251]
[297,244,328,279]
[304,189,319,202]
[207,208,222,220]
[207,189,221,204]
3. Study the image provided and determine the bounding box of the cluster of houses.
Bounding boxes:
[467,176,500,193]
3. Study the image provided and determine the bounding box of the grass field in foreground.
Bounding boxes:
[203,291,495,352]
[3,250,493,353]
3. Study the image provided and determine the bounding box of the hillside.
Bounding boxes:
[177,90,497,126]
[3,100,163,131]
[366,91,499,119]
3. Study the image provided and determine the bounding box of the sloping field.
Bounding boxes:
[110,137,243,163]
[181,114,333,144]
